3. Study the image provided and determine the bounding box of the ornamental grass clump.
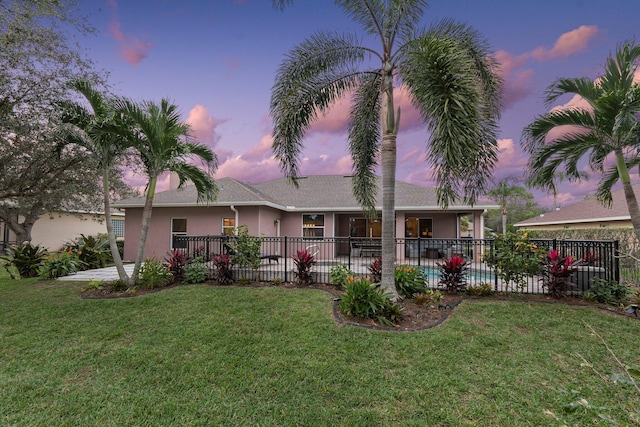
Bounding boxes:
[437,255,469,292]
[338,276,403,326]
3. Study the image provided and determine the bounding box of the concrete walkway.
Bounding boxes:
[59,264,135,281]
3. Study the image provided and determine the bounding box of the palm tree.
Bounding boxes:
[487,178,532,234]
[523,40,640,244]
[59,80,130,282]
[115,98,218,284]
[270,0,502,296]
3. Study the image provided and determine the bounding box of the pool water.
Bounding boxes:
[421,265,495,283]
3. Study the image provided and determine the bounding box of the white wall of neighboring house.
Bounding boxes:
[6,211,125,251]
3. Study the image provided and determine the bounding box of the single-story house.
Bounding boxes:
[114,175,497,261]
[0,210,125,251]
[515,184,640,231]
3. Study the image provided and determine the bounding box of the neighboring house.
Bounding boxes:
[114,175,497,261]
[515,185,640,230]
[0,210,125,251]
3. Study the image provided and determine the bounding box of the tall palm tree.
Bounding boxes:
[59,79,130,282]
[523,40,640,244]
[115,98,218,284]
[270,0,502,296]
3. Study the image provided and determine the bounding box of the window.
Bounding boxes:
[171,218,187,249]
[405,217,432,238]
[111,219,125,238]
[302,214,324,239]
[350,216,381,238]
[222,218,235,235]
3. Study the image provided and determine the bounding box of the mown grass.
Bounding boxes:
[1,278,640,426]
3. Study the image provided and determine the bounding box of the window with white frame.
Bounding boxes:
[171,218,187,249]
[302,214,324,239]
[111,219,125,238]
[222,218,235,235]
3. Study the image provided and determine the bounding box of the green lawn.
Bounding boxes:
[1,278,639,426]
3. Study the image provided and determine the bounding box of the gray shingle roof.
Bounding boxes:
[515,184,640,227]
[114,175,497,211]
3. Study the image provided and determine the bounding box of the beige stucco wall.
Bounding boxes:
[29,212,115,251]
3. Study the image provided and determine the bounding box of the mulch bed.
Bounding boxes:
[80,280,637,332]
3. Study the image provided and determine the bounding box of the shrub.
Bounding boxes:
[39,251,85,279]
[437,256,469,292]
[368,257,382,283]
[329,263,354,288]
[338,276,403,326]
[82,280,104,292]
[230,225,262,270]
[542,250,581,298]
[1,243,49,278]
[467,282,494,296]
[414,289,444,305]
[139,258,173,289]
[65,234,112,270]
[109,279,128,292]
[183,262,209,284]
[486,230,546,291]
[211,253,233,285]
[583,278,635,305]
[293,249,316,286]
[395,265,426,298]
[165,249,190,279]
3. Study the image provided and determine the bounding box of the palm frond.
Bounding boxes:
[348,72,382,215]
[169,163,218,204]
[400,30,499,207]
[270,31,369,184]
[544,77,601,108]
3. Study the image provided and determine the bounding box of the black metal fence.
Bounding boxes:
[174,235,621,294]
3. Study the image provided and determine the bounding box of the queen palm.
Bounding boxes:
[115,98,218,284]
[59,80,130,282]
[523,41,640,244]
[270,0,502,296]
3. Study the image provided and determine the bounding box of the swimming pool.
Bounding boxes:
[420,265,495,283]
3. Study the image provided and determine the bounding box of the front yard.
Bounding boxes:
[2,277,640,426]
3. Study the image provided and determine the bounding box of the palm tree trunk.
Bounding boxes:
[380,74,398,298]
[131,175,157,285]
[616,152,640,244]
[102,164,129,282]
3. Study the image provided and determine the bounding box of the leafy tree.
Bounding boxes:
[486,178,539,234]
[0,0,107,246]
[115,98,218,285]
[59,80,133,282]
[270,0,502,297]
[523,40,640,244]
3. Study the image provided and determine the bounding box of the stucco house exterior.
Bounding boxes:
[515,185,640,231]
[114,175,497,261]
[0,210,125,251]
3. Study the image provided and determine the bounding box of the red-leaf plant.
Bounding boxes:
[543,250,581,298]
[436,255,469,292]
[368,257,382,283]
[293,249,316,286]
[211,253,233,285]
[165,249,191,279]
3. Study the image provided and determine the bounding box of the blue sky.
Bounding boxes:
[76,0,640,208]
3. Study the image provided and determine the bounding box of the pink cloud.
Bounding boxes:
[185,104,227,148]
[223,56,240,70]
[494,50,535,108]
[241,135,273,162]
[530,25,601,61]
[107,0,155,65]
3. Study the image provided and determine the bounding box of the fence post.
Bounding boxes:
[284,236,288,283]
[614,240,620,283]
[347,236,352,270]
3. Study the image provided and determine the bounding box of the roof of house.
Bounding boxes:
[515,184,639,227]
[114,175,497,212]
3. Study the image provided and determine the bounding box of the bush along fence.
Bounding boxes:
[173,234,622,295]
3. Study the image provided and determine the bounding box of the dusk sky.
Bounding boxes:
[76,0,640,209]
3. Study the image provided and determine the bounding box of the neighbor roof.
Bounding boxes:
[114,175,497,211]
[515,184,640,227]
